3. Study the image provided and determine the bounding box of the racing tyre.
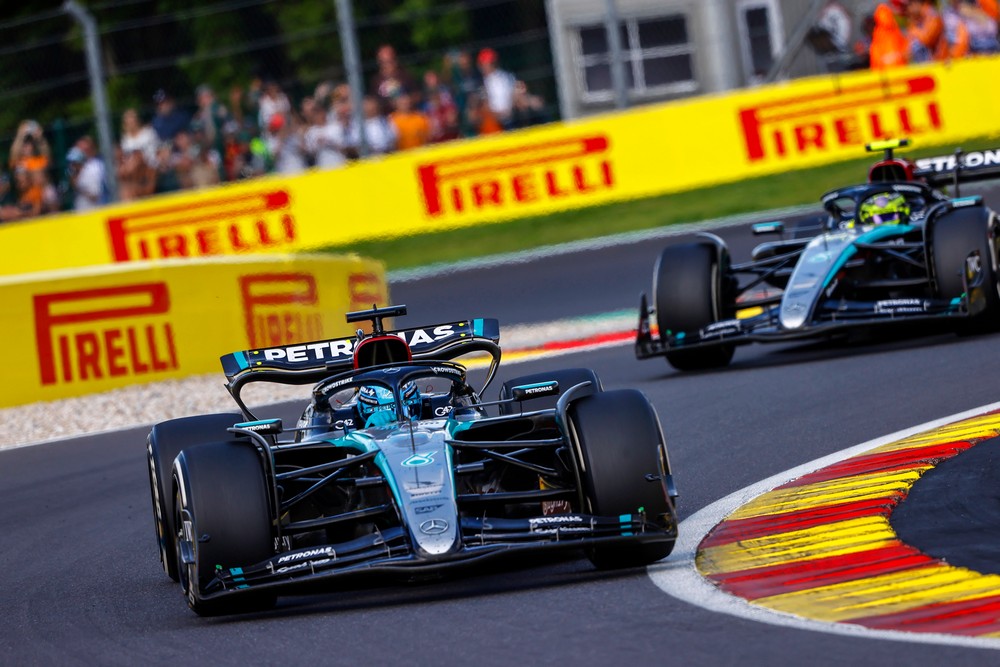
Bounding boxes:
[173,441,276,616]
[498,368,602,415]
[568,389,676,569]
[147,412,242,582]
[930,207,1000,335]
[654,242,736,371]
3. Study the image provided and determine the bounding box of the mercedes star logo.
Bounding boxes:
[419,518,449,535]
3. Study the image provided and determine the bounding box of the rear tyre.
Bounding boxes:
[567,389,675,569]
[930,208,1000,335]
[147,413,242,581]
[173,441,276,616]
[498,368,602,415]
[654,242,735,371]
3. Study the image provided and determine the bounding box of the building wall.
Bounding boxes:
[547,0,879,119]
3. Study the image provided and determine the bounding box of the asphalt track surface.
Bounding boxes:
[6,215,1000,665]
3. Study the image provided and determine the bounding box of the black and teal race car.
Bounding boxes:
[148,305,678,615]
[637,143,1000,371]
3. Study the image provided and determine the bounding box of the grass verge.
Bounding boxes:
[319,138,1000,271]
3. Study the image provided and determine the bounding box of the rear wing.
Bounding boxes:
[913,148,1000,192]
[221,318,501,393]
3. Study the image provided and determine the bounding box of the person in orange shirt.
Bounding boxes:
[870,3,910,69]
[389,92,430,151]
[905,0,945,61]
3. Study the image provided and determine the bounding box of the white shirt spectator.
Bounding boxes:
[120,125,159,168]
[348,116,397,155]
[483,69,516,119]
[304,122,347,169]
[74,158,105,211]
[817,1,853,53]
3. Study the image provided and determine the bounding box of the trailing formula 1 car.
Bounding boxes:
[636,142,1000,371]
[148,305,677,615]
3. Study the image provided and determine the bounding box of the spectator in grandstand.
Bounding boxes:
[870,3,910,69]
[189,137,222,189]
[816,1,854,54]
[942,0,1000,57]
[442,49,483,138]
[151,89,191,142]
[266,112,307,174]
[66,136,106,212]
[905,0,945,62]
[153,141,181,194]
[119,108,158,168]
[192,84,231,159]
[169,130,197,190]
[220,120,251,180]
[257,79,292,138]
[303,98,347,169]
[8,119,50,173]
[510,80,547,129]
[13,167,42,218]
[116,145,156,202]
[422,71,459,143]
[389,91,430,151]
[477,48,516,129]
[0,171,21,222]
[370,44,419,114]
[350,95,396,156]
[466,90,503,135]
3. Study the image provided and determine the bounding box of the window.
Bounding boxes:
[573,14,696,103]
[736,0,784,84]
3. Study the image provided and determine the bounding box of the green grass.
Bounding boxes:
[319,138,1000,272]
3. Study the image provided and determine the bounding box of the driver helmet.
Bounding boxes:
[357,382,421,426]
[856,192,910,227]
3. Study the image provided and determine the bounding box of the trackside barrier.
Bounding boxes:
[0,254,388,408]
[1,56,999,277]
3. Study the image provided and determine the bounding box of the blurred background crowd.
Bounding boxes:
[1,42,547,222]
[2,0,999,223]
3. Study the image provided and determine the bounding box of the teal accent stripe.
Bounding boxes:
[230,567,243,575]
[619,513,633,536]
[235,353,249,371]
[822,224,913,290]
[473,319,484,337]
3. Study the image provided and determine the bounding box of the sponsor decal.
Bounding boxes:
[701,319,742,338]
[419,518,449,535]
[433,406,453,417]
[916,149,1000,173]
[416,135,614,217]
[107,190,296,262]
[528,515,592,534]
[277,546,338,564]
[333,418,355,429]
[402,452,436,467]
[414,503,443,514]
[260,325,458,363]
[874,298,930,314]
[739,75,942,163]
[240,273,323,349]
[33,282,178,386]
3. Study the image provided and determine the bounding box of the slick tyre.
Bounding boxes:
[147,413,242,582]
[173,441,276,616]
[654,242,735,371]
[930,207,1000,335]
[498,368,602,415]
[567,389,675,569]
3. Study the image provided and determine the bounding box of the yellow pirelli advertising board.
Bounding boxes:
[0,254,388,407]
[1,56,999,277]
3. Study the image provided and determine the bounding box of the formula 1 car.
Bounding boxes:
[636,142,1000,371]
[147,305,677,615]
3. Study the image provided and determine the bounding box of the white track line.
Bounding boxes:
[648,400,1000,650]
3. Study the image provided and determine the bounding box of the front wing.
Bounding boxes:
[635,291,974,359]
[197,513,676,600]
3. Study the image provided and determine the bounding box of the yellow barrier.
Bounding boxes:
[0,254,388,408]
[1,56,999,277]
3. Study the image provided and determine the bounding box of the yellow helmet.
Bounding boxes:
[857,192,910,227]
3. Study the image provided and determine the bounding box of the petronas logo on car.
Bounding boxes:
[402,452,436,467]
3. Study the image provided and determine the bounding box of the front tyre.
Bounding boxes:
[653,242,735,371]
[147,413,242,582]
[930,207,1000,334]
[568,389,676,569]
[173,441,276,616]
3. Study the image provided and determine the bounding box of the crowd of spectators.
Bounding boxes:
[811,0,999,71]
[0,43,548,221]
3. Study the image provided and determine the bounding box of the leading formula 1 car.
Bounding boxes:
[636,142,1000,371]
[147,305,678,615]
